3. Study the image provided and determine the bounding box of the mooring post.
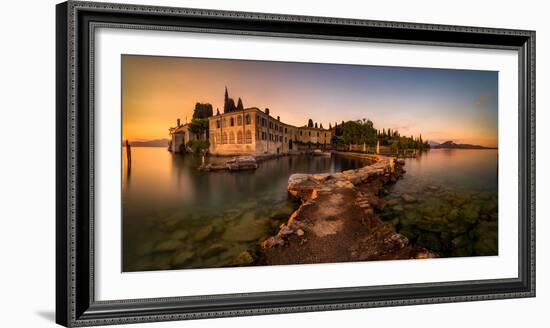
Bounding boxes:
[125,139,132,170]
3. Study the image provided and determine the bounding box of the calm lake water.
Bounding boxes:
[122,147,498,272]
[379,149,498,257]
[122,147,372,271]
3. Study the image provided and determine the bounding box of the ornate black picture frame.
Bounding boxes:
[56,1,535,326]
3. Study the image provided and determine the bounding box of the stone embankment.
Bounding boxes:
[258,154,436,265]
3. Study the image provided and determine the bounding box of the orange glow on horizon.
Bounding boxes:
[122,55,498,148]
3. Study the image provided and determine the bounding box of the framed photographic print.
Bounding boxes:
[56,1,535,326]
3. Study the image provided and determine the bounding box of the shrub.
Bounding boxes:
[186,140,210,153]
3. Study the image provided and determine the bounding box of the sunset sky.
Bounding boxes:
[122,55,498,147]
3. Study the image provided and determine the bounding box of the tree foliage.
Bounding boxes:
[192,102,213,119]
[377,127,429,150]
[188,118,209,135]
[186,140,210,153]
[341,119,377,146]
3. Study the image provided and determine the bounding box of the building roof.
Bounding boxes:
[172,123,189,134]
[209,107,332,132]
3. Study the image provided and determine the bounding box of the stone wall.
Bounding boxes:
[208,108,334,155]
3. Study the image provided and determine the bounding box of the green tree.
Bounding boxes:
[192,103,213,119]
[188,118,209,136]
[341,119,377,147]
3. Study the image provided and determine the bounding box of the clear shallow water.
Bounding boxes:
[123,148,499,271]
[122,147,373,271]
[379,149,498,257]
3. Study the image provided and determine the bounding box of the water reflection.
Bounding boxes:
[122,148,372,271]
[122,148,499,271]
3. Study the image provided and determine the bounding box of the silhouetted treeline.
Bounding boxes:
[329,119,429,151]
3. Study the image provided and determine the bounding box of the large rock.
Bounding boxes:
[227,156,258,171]
[288,174,320,199]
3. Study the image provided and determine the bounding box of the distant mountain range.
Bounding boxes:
[429,140,496,149]
[125,139,170,147]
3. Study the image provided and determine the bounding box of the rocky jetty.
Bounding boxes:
[199,155,258,171]
[258,154,436,265]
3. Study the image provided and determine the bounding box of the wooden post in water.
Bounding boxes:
[125,140,132,170]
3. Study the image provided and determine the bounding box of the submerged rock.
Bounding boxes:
[194,225,215,241]
[201,243,228,258]
[135,240,155,257]
[401,193,417,203]
[392,205,404,213]
[473,235,498,255]
[172,250,195,267]
[461,204,480,224]
[222,219,268,242]
[154,239,184,253]
[230,251,255,266]
[171,230,189,241]
[427,185,440,192]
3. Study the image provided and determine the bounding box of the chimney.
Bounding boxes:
[265,108,270,115]
[177,118,181,127]
[277,116,280,121]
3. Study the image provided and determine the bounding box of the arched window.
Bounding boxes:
[216,120,221,129]
[245,130,252,144]
[229,131,235,144]
[237,116,242,126]
[237,131,243,144]
[245,114,251,125]
[222,132,228,144]
[230,117,234,126]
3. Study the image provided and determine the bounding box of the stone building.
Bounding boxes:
[296,126,333,145]
[169,119,207,153]
[208,88,333,155]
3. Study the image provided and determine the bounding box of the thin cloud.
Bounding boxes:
[475,92,491,108]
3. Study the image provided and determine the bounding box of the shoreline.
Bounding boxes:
[256,153,436,265]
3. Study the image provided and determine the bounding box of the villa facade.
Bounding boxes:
[208,107,333,156]
[170,88,334,155]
